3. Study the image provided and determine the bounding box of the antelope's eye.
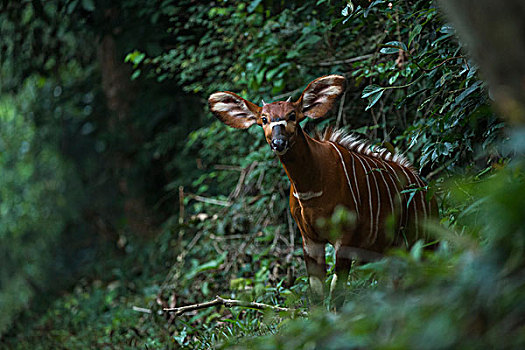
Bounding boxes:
[288,112,296,121]
[261,117,268,124]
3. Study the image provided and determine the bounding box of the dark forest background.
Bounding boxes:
[1,0,525,348]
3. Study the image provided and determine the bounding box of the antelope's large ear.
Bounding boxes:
[208,91,261,129]
[298,75,346,119]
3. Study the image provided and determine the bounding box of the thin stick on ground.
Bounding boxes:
[163,296,308,317]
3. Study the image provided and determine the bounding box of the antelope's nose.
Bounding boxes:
[271,139,288,152]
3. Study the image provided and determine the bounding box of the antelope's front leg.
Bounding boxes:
[330,246,352,311]
[303,238,326,306]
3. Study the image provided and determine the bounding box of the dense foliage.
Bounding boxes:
[1,0,522,349]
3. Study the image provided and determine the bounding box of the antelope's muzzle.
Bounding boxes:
[270,124,288,154]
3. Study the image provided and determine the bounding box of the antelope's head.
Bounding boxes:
[208,75,346,156]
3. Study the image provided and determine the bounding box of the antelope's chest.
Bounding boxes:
[290,197,336,242]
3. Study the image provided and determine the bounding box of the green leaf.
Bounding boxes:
[362,84,386,110]
[440,24,455,34]
[408,24,422,47]
[341,2,354,16]
[131,70,141,80]
[380,41,407,54]
[67,0,78,14]
[124,51,146,66]
[365,90,384,111]
[81,0,95,11]
[455,81,482,104]
[186,252,228,280]
[362,84,384,98]
[388,72,400,85]
[247,0,262,13]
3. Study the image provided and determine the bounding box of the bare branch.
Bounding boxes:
[229,161,258,200]
[163,296,307,317]
[318,54,374,67]
[272,87,303,101]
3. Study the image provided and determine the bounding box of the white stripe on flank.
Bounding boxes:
[382,162,405,228]
[268,120,287,128]
[352,152,374,244]
[350,152,362,206]
[358,154,381,244]
[369,157,395,220]
[398,166,420,239]
[408,172,428,235]
[328,142,360,217]
[414,176,428,219]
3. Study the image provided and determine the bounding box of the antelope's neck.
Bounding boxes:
[278,127,325,196]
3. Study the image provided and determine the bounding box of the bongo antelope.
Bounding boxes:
[208,75,438,308]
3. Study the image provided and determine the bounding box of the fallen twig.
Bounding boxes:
[209,233,246,240]
[132,306,152,314]
[213,164,243,171]
[163,295,307,317]
[189,194,232,207]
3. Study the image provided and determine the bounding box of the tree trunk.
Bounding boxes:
[96,9,154,236]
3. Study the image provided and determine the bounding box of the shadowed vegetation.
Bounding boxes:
[1,0,523,348]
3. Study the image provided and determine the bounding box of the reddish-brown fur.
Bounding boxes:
[208,75,438,308]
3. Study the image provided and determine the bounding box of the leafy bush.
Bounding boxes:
[0,80,80,334]
[234,162,525,349]
[0,0,518,348]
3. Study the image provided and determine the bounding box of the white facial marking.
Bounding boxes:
[268,120,287,128]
